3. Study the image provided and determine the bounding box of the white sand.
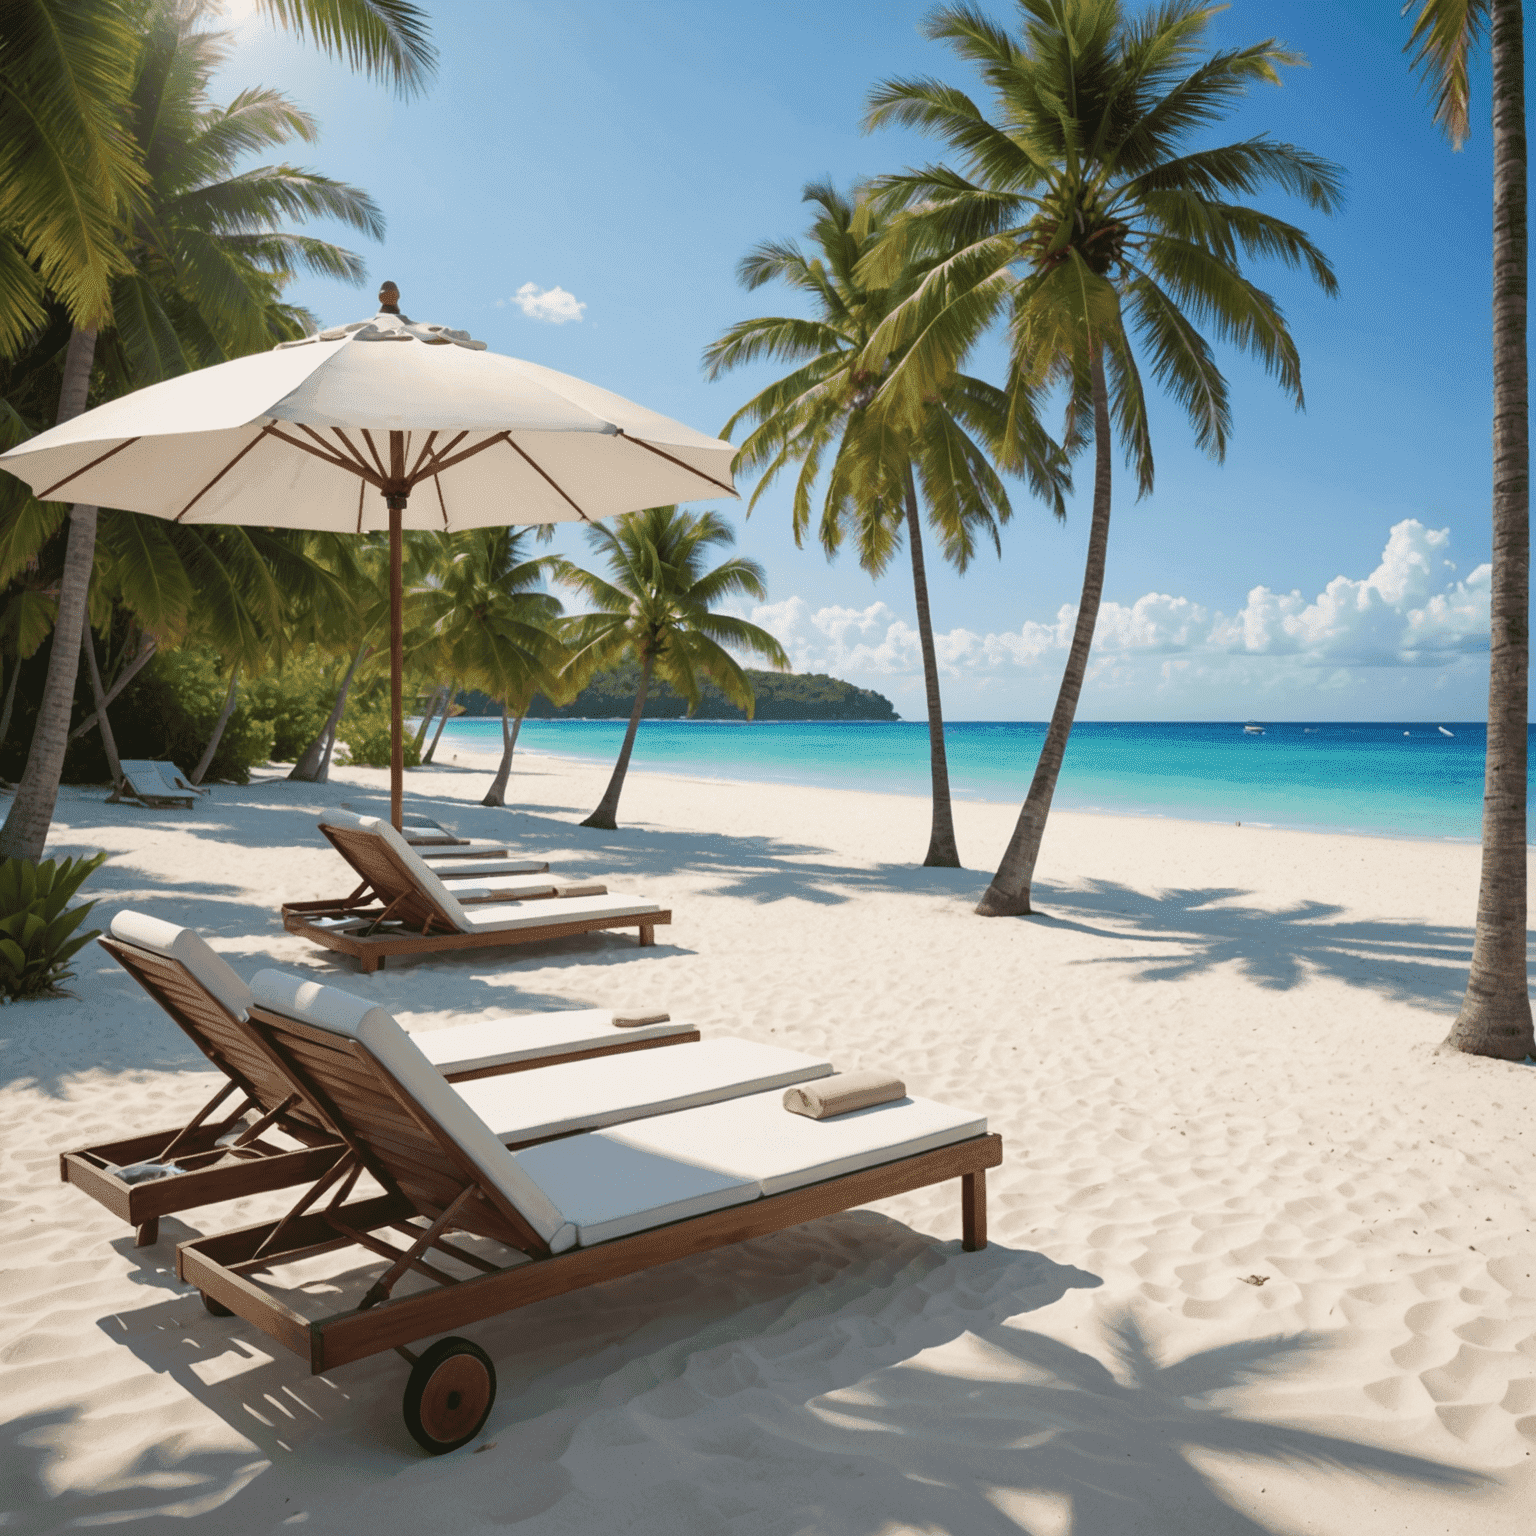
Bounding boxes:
[2,743,1534,1533]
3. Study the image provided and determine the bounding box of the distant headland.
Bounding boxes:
[457,662,899,722]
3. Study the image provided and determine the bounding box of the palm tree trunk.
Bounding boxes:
[80,624,124,796]
[411,683,447,755]
[423,681,456,764]
[904,463,961,867]
[481,704,525,806]
[289,645,366,782]
[581,657,653,829]
[0,325,99,862]
[1445,0,1536,1059]
[69,634,157,742]
[191,662,241,785]
[0,660,19,756]
[977,348,1115,917]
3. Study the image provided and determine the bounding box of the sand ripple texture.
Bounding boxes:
[1,751,1533,1533]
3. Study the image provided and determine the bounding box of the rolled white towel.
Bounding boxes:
[783,1069,906,1120]
[612,1009,671,1028]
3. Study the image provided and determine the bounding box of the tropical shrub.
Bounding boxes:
[2,640,275,785]
[244,652,345,762]
[0,852,109,1002]
[132,649,275,784]
[338,698,422,769]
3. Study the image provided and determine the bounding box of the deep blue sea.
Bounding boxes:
[436,718,1511,842]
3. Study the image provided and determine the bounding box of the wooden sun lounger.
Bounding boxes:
[289,812,669,972]
[175,981,1002,1454]
[339,803,512,859]
[64,917,698,1246]
[116,759,202,808]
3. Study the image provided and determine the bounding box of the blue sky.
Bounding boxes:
[217,1,1504,722]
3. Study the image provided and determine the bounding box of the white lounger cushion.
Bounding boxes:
[600,1089,988,1196]
[420,858,551,879]
[249,970,576,1253]
[109,910,252,1020]
[459,892,662,932]
[443,877,564,902]
[455,1037,832,1143]
[319,811,659,932]
[414,1008,691,1076]
[414,839,512,858]
[510,1136,758,1247]
[510,1088,986,1248]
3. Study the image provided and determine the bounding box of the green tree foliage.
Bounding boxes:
[706,180,1067,865]
[0,0,421,860]
[557,506,789,829]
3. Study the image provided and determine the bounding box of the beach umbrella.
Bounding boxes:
[0,283,738,827]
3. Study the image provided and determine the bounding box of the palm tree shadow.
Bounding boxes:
[43,1224,1096,1527]
[750,1308,1490,1535]
[1030,878,1503,1011]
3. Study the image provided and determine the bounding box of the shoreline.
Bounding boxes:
[429,736,1496,848]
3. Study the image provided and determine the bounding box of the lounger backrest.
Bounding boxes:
[317,809,472,932]
[103,912,328,1132]
[248,970,575,1254]
[158,762,200,794]
[118,760,176,798]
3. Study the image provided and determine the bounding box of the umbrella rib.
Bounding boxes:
[173,427,275,522]
[434,474,449,529]
[414,430,468,479]
[330,427,377,477]
[499,436,592,521]
[266,426,381,485]
[407,431,440,480]
[303,423,374,479]
[356,478,365,533]
[358,429,390,481]
[616,431,738,498]
[38,437,142,501]
[411,431,478,479]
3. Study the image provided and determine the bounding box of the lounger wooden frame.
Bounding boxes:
[289,823,669,973]
[62,938,697,1245]
[176,1002,1004,1386]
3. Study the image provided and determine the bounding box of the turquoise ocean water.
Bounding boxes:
[436,718,1514,842]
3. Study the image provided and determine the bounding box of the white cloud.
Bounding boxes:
[502,282,586,324]
[742,520,1492,705]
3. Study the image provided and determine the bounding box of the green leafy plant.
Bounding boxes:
[0,852,109,1002]
[338,701,422,770]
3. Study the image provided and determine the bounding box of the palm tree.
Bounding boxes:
[705,181,1067,867]
[558,506,789,830]
[0,0,396,861]
[409,527,566,807]
[1404,3,1535,1062]
[860,0,1341,915]
[0,2,146,355]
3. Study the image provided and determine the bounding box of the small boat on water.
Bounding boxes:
[1243,721,1265,735]
[1439,726,1454,738]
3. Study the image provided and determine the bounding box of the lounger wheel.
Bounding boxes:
[402,1337,496,1455]
[201,1290,233,1318]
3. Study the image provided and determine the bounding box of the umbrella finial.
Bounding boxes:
[378,281,400,315]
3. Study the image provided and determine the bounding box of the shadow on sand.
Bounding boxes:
[5,1221,1096,1531]
[2,1227,1491,1534]
[746,1307,1490,1534]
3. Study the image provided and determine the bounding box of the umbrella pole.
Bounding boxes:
[388,501,404,831]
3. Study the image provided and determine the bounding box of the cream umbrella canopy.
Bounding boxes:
[0,284,738,828]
